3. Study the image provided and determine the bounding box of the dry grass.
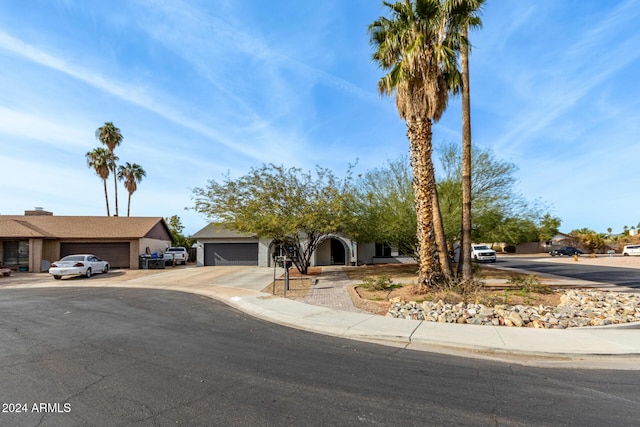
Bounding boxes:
[265,277,313,299]
[343,262,524,281]
[343,264,419,280]
[352,283,561,315]
[260,267,321,300]
[347,263,562,314]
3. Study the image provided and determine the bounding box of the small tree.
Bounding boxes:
[165,215,194,248]
[192,164,353,274]
[436,142,545,246]
[571,228,606,253]
[538,214,561,243]
[347,156,417,257]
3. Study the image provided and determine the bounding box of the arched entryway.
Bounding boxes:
[315,237,349,266]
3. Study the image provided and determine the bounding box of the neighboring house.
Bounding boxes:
[534,232,577,253]
[191,224,266,267]
[0,209,172,272]
[512,232,578,254]
[191,223,414,267]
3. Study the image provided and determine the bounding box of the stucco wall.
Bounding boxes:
[42,240,59,265]
[139,238,171,256]
[314,240,332,265]
[357,243,376,265]
[28,239,43,272]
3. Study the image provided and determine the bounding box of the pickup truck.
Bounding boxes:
[163,247,189,265]
[471,244,497,263]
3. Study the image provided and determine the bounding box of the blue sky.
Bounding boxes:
[1,0,639,236]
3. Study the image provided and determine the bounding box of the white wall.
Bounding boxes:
[139,238,171,256]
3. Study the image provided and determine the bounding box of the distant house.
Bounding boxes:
[191,223,414,267]
[512,232,578,254]
[0,209,172,272]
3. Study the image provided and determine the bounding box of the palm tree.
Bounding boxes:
[445,0,485,281]
[86,147,115,216]
[117,162,146,217]
[95,122,123,216]
[369,0,460,290]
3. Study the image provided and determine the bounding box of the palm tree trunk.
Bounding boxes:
[103,179,111,216]
[432,187,453,278]
[459,22,473,281]
[127,193,131,217]
[407,117,439,291]
[113,171,119,216]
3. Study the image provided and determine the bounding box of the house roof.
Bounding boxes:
[0,220,50,238]
[191,223,257,239]
[0,216,171,240]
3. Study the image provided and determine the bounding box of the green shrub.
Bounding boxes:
[360,274,394,291]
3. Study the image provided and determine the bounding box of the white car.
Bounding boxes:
[622,245,640,256]
[471,244,497,263]
[49,254,110,280]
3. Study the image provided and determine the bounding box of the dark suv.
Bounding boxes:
[549,246,584,257]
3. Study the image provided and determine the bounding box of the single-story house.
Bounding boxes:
[191,223,414,267]
[512,232,578,254]
[0,209,172,272]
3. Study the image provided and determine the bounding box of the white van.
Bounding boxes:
[622,245,640,256]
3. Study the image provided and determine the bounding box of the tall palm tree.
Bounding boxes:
[95,122,123,216]
[369,0,460,290]
[86,147,115,216]
[117,162,146,217]
[445,0,485,281]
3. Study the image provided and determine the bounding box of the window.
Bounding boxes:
[375,242,392,257]
[2,240,29,267]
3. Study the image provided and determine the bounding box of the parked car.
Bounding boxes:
[549,246,583,257]
[622,245,640,256]
[471,244,497,263]
[163,247,189,265]
[49,254,110,280]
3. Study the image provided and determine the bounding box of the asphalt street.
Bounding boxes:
[497,257,640,289]
[1,287,639,426]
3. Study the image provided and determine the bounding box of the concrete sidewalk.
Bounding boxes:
[2,265,640,368]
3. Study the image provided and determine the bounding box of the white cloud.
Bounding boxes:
[0,107,88,149]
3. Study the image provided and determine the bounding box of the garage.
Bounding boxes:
[60,242,131,268]
[204,243,258,266]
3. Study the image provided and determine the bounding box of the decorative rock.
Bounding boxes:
[531,319,545,329]
[507,311,524,327]
[384,289,640,328]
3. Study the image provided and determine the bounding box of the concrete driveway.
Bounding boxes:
[0,265,275,292]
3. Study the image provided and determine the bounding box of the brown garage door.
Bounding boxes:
[60,242,131,268]
[204,243,258,266]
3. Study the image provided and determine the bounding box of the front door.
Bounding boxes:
[330,239,346,265]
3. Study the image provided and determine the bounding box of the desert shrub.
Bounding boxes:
[507,274,552,294]
[504,245,516,253]
[360,274,394,291]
